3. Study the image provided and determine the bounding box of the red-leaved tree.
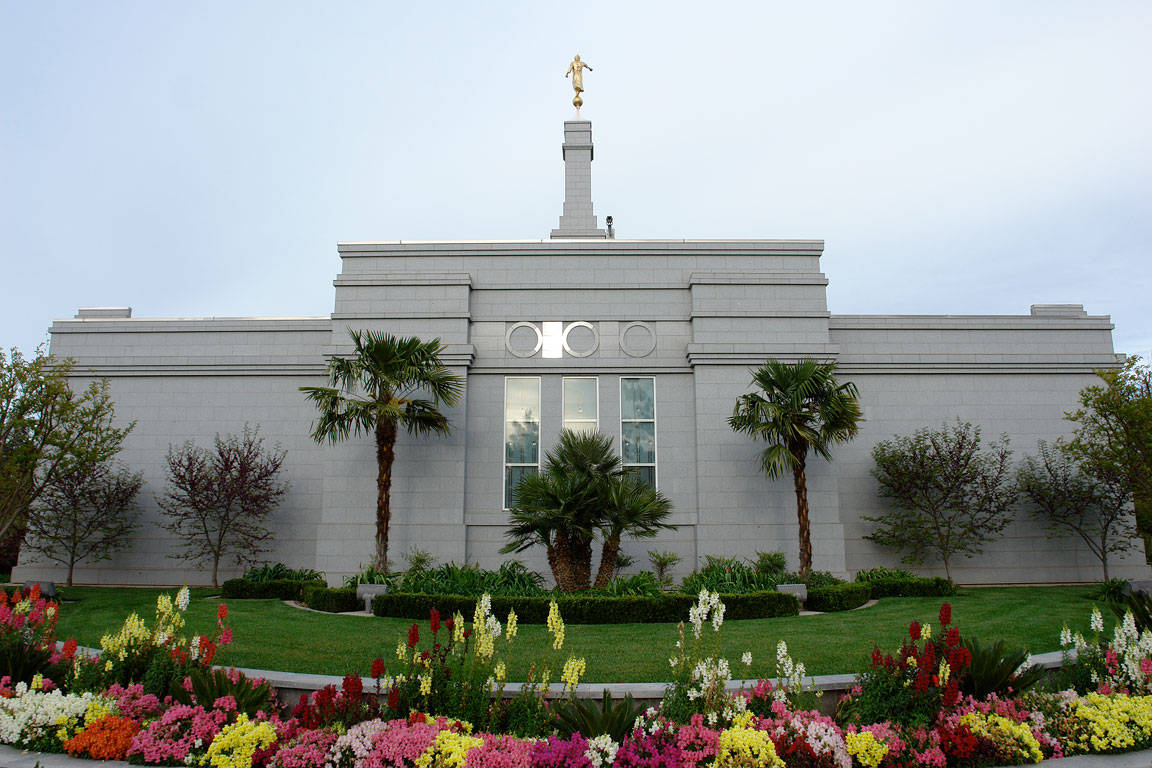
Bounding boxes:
[158,426,287,587]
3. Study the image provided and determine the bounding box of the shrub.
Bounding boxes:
[397,560,546,597]
[961,636,1045,699]
[553,689,644,741]
[854,566,916,582]
[241,563,324,583]
[221,578,323,601]
[680,556,779,594]
[864,576,956,599]
[590,571,664,597]
[302,585,361,613]
[372,590,798,624]
[342,566,399,589]
[171,667,276,718]
[806,582,872,612]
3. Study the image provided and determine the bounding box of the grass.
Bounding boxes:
[52,585,1107,683]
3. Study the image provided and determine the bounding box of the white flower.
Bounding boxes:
[1060,627,1072,647]
[1091,607,1104,634]
[175,586,190,611]
[742,651,753,666]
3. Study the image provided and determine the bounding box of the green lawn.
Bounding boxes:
[52,586,1106,683]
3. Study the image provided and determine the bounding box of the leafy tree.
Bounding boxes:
[158,426,287,587]
[25,460,142,586]
[1064,356,1152,563]
[865,420,1017,581]
[1018,440,1134,580]
[502,430,674,592]
[301,331,463,571]
[727,359,861,577]
[0,347,133,541]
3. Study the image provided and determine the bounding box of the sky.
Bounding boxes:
[2,2,1150,359]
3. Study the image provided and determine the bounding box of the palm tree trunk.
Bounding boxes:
[792,452,812,578]
[552,531,575,591]
[571,535,593,591]
[375,418,398,572]
[593,534,621,589]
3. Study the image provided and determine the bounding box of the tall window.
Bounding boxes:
[620,377,657,486]
[504,377,540,509]
[562,377,598,435]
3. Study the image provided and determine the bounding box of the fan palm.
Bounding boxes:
[594,473,673,588]
[300,330,463,570]
[728,359,861,577]
[503,429,675,591]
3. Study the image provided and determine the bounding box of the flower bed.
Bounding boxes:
[4,584,1152,767]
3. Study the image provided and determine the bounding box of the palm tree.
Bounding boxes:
[593,474,673,588]
[503,429,675,591]
[728,359,861,578]
[301,330,463,570]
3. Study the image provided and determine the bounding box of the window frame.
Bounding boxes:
[619,376,658,488]
[562,376,599,435]
[503,376,542,510]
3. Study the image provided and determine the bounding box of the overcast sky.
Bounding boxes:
[2,2,1149,360]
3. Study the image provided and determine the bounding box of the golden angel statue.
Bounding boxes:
[565,55,593,108]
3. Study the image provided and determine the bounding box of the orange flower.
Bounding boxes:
[64,715,140,761]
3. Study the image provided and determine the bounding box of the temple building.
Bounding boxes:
[14,111,1138,586]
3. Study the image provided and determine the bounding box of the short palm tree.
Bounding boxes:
[594,474,673,589]
[301,330,463,570]
[503,429,675,591]
[728,359,861,577]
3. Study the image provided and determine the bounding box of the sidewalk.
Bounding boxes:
[2,744,1150,768]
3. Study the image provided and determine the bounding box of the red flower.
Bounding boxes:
[371,658,387,679]
[939,603,952,626]
[217,603,228,621]
[915,669,931,692]
[420,650,430,662]
[62,638,77,659]
[342,674,363,699]
[871,647,884,667]
[387,684,400,709]
[445,616,454,633]
[408,623,420,648]
[946,626,960,648]
[429,608,441,634]
[943,678,960,707]
[909,621,922,641]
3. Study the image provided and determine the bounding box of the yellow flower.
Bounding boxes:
[921,623,932,640]
[547,601,565,650]
[959,712,1042,763]
[506,609,518,640]
[397,640,408,661]
[846,731,889,768]
[419,674,432,696]
[204,713,277,768]
[415,730,483,768]
[938,659,951,685]
[561,656,586,690]
[453,611,466,643]
[716,714,784,768]
[494,662,507,682]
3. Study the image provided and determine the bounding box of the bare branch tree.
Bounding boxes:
[1018,440,1135,580]
[865,420,1018,581]
[158,426,287,587]
[25,460,142,586]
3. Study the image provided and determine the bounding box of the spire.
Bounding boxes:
[550,120,607,239]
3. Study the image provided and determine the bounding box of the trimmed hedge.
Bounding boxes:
[866,577,955,599]
[222,578,325,601]
[302,585,362,613]
[806,582,872,612]
[372,590,799,624]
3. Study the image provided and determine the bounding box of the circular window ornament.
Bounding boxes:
[505,322,542,358]
[620,321,657,358]
[562,321,599,358]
